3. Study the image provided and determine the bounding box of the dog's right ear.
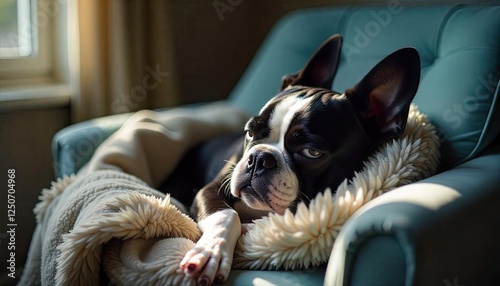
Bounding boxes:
[280,34,342,91]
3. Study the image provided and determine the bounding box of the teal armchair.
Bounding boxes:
[52,5,499,285]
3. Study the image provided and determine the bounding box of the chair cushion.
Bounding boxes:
[229,5,500,169]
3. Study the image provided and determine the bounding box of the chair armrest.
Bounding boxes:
[52,113,133,177]
[325,144,500,286]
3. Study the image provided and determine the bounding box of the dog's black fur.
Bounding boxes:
[160,34,421,285]
[163,35,420,220]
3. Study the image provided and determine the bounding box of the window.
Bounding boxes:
[0,0,36,58]
[0,0,71,109]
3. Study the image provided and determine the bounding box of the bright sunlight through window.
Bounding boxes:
[0,0,37,58]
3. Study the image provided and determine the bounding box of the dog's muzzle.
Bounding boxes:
[246,150,277,175]
[231,145,299,214]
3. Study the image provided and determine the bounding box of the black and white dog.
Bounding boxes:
[166,34,420,285]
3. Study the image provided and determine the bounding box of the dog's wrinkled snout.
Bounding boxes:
[247,151,277,173]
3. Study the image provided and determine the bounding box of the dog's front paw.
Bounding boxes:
[179,209,241,285]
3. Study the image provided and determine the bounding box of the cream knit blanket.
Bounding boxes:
[20,103,439,286]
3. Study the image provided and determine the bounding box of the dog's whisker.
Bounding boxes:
[297,191,311,204]
[223,159,237,168]
[218,164,235,196]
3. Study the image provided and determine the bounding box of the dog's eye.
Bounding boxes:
[301,148,323,159]
[245,130,254,141]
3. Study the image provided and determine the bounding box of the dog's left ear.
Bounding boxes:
[280,34,343,91]
[346,48,421,145]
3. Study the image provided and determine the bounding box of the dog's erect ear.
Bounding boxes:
[280,34,342,91]
[346,48,421,145]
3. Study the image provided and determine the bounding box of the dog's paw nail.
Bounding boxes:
[187,263,197,272]
[198,275,210,286]
[215,274,224,283]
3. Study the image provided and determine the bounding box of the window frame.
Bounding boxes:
[0,0,72,110]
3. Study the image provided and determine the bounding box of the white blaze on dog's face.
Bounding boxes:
[230,34,421,215]
[229,35,344,214]
[230,92,315,214]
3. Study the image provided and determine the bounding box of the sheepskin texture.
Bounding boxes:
[232,104,440,269]
[21,104,439,285]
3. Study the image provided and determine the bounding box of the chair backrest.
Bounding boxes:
[229,5,500,170]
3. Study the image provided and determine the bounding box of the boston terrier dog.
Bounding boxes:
[167,34,420,285]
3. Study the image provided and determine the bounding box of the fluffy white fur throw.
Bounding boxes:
[232,104,440,270]
[22,104,439,286]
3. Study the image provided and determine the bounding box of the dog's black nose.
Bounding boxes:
[247,151,277,172]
